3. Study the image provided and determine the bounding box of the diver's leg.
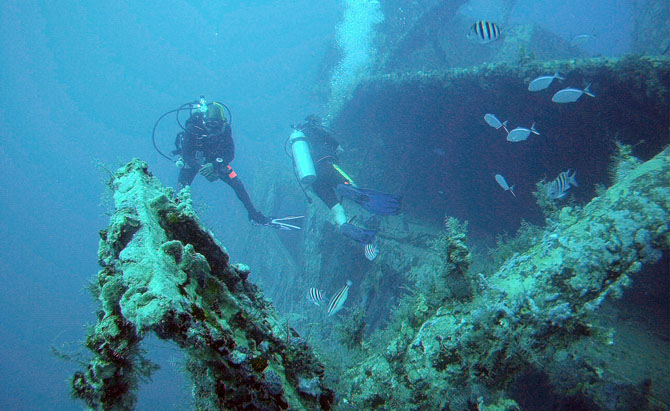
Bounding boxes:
[312,160,349,226]
[331,203,347,227]
[220,168,265,223]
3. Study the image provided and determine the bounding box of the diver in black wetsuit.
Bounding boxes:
[175,101,301,230]
[293,115,401,248]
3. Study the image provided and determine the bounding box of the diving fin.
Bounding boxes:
[336,184,402,215]
[340,223,376,245]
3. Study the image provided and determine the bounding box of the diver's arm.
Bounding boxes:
[219,124,235,165]
[310,125,340,151]
[322,128,340,149]
[180,135,199,168]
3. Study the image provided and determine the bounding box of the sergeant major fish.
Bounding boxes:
[467,21,502,44]
[328,280,352,316]
[547,170,578,199]
[364,243,379,261]
[528,71,565,92]
[308,288,326,306]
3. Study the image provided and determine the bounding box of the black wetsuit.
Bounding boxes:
[177,112,265,222]
[300,122,347,208]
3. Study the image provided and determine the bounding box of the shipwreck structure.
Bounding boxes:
[243,54,670,409]
[342,146,669,409]
[71,2,669,403]
[71,161,334,410]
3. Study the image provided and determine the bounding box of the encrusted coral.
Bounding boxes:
[72,159,333,410]
[339,147,669,410]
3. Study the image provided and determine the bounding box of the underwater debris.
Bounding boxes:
[72,159,333,410]
[341,147,670,410]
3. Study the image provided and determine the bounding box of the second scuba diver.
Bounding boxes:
[154,97,302,231]
[289,115,402,256]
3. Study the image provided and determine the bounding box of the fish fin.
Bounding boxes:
[570,170,579,187]
[501,121,509,134]
[583,83,596,97]
[510,185,516,197]
[530,122,540,135]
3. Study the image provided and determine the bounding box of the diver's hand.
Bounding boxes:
[199,163,218,182]
[249,211,271,226]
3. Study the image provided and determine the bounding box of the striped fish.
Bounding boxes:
[327,280,352,316]
[364,242,379,261]
[547,170,578,199]
[308,288,326,306]
[467,21,502,44]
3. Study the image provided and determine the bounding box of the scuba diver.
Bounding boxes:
[288,115,402,257]
[153,97,302,230]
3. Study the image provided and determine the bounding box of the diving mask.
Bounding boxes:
[205,119,224,135]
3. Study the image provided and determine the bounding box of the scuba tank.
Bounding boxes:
[289,129,316,185]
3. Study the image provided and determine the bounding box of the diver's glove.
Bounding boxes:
[249,210,271,226]
[199,163,218,182]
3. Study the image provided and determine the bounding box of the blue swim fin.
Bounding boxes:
[340,223,376,245]
[336,184,402,215]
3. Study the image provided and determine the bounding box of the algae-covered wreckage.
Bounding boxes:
[71,161,334,410]
[262,55,667,409]
[318,56,670,409]
[71,55,669,410]
[338,148,669,409]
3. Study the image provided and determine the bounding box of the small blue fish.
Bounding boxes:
[570,34,596,47]
[547,170,578,199]
[308,288,326,306]
[528,71,565,91]
[552,84,595,103]
[364,243,379,261]
[328,280,352,316]
[495,174,516,197]
[484,113,508,130]
[507,122,539,142]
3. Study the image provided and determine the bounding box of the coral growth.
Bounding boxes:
[72,160,333,410]
[609,140,643,184]
[337,147,669,410]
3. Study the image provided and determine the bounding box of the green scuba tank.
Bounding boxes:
[290,129,316,184]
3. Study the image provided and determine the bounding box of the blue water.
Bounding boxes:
[0,0,639,409]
